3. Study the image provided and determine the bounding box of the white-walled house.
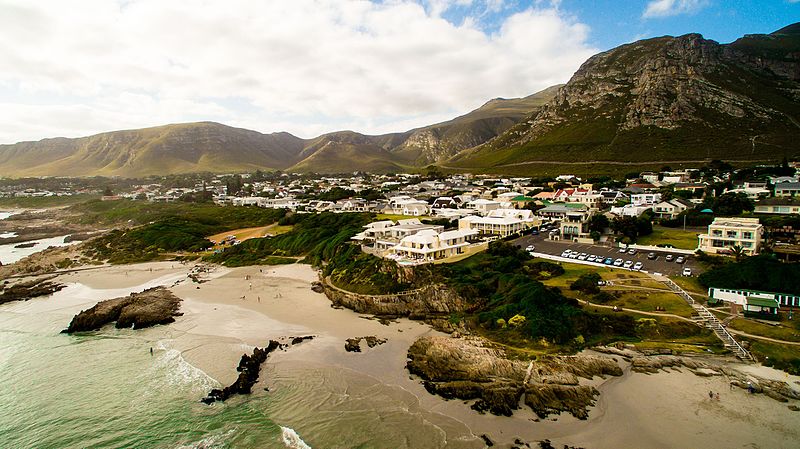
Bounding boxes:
[697,217,763,256]
[390,229,479,262]
[652,198,693,219]
[467,199,502,216]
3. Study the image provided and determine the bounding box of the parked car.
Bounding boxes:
[569,252,579,259]
[665,254,674,262]
[682,267,692,276]
[623,260,634,268]
[627,248,636,255]
[587,255,597,262]
[613,258,624,266]
[526,245,535,252]
[675,256,686,264]
[633,261,643,271]
[561,250,571,258]
[531,229,539,235]
[619,247,628,253]
[647,252,657,260]
[578,253,588,260]
[604,257,614,265]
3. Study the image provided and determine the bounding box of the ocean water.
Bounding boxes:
[0,234,76,265]
[0,277,481,449]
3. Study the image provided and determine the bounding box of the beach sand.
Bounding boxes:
[52,261,800,448]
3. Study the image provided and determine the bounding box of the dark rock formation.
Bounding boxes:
[202,336,314,404]
[0,277,66,306]
[14,242,37,248]
[62,286,182,333]
[345,335,388,352]
[407,336,622,419]
[202,340,282,404]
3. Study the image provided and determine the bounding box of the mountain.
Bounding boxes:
[0,88,558,177]
[0,122,306,177]
[449,23,800,174]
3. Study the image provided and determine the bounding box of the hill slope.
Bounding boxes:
[449,24,800,173]
[0,122,306,177]
[0,87,557,177]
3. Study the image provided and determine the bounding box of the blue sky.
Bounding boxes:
[434,0,799,49]
[0,0,797,144]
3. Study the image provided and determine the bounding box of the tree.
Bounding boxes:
[730,244,746,262]
[712,193,754,216]
[588,214,610,234]
[102,186,113,196]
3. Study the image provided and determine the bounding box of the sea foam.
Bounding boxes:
[281,426,312,449]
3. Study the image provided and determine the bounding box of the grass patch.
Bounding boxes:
[670,275,709,297]
[604,291,696,318]
[0,194,100,208]
[636,225,700,250]
[728,317,800,343]
[745,339,800,375]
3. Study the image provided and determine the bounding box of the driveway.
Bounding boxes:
[513,233,702,277]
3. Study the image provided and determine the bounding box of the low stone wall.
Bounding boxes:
[321,277,468,318]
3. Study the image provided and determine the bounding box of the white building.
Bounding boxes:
[390,229,479,262]
[697,217,764,256]
[652,198,693,219]
[630,193,662,206]
[467,199,502,216]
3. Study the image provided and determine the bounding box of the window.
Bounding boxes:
[743,232,753,239]
[727,231,737,238]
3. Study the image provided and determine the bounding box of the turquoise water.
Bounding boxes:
[0,280,481,449]
[0,302,286,448]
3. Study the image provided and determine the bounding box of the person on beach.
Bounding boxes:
[150,347,153,355]
[715,392,720,401]
[709,391,714,399]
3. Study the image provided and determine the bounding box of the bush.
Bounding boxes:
[570,273,602,295]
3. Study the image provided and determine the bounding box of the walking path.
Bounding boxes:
[650,274,755,362]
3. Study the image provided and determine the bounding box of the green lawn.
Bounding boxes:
[746,339,800,374]
[636,226,701,250]
[605,291,696,318]
[728,317,800,343]
[669,275,709,298]
[0,194,100,208]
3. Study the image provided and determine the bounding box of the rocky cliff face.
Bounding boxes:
[451,23,800,168]
[406,336,623,418]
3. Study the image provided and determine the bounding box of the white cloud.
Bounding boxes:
[0,0,597,144]
[643,0,708,18]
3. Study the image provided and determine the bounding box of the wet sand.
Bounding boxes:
[53,261,800,448]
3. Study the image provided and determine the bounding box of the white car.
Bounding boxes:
[561,250,571,258]
[623,260,634,268]
[587,255,597,262]
[682,267,692,276]
[526,245,535,252]
[569,252,579,259]
[577,253,588,260]
[633,262,643,271]
[619,247,628,253]
[613,258,624,266]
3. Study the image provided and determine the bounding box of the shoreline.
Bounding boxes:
[39,261,800,448]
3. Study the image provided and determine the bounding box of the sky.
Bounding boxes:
[0,0,797,144]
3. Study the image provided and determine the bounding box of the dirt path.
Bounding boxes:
[727,329,800,346]
[207,223,287,244]
[583,300,697,322]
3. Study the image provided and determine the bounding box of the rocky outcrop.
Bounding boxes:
[407,336,622,419]
[0,277,66,305]
[322,279,469,319]
[62,286,182,333]
[344,336,387,352]
[202,336,314,404]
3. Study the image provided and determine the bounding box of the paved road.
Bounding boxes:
[513,233,701,277]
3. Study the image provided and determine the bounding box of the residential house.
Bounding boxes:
[754,197,800,215]
[558,208,593,242]
[389,229,479,262]
[537,203,589,219]
[630,193,661,206]
[775,181,800,197]
[697,217,764,256]
[467,199,502,216]
[652,198,693,219]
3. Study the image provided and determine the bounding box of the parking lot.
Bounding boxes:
[513,232,701,277]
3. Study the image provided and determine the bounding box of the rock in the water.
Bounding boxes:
[62,286,182,333]
[202,337,313,404]
[345,336,387,352]
[0,277,65,306]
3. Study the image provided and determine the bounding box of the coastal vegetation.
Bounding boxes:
[698,255,800,295]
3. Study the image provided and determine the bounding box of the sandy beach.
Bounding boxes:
[43,261,800,448]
